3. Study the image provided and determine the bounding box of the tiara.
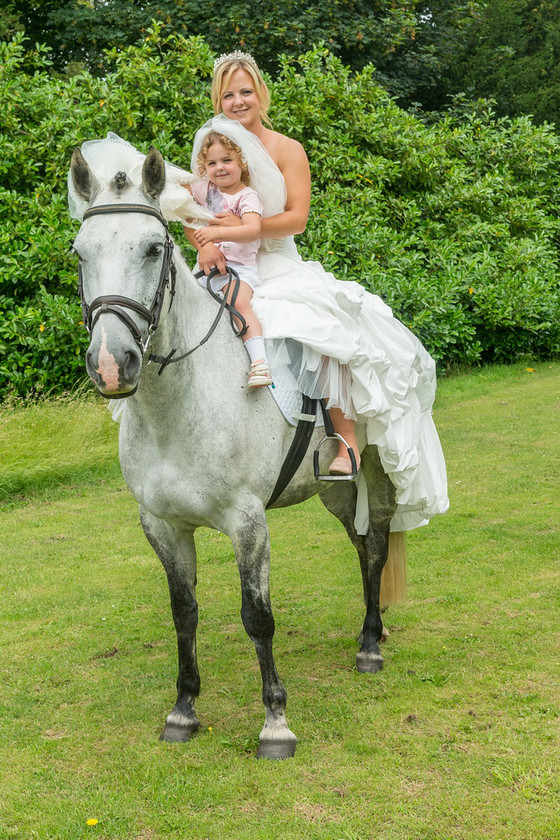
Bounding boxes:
[213,51,258,72]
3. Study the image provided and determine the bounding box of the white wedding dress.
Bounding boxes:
[69,121,449,533]
[192,116,448,532]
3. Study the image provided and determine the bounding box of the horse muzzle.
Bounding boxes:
[85,321,143,398]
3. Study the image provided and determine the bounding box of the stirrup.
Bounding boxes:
[313,434,358,481]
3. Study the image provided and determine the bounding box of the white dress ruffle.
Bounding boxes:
[252,239,449,531]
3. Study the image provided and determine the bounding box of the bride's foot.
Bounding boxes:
[329,453,360,475]
[327,407,360,474]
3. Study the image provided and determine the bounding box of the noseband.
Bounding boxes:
[78,203,176,356]
[77,201,247,376]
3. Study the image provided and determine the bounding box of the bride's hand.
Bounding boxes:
[209,212,241,228]
[197,242,226,276]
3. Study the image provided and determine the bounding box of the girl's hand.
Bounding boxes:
[197,242,226,276]
[209,212,242,228]
[193,227,218,247]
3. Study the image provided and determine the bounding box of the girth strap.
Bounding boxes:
[267,395,318,508]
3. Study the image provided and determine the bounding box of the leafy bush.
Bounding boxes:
[272,56,560,366]
[0,287,87,398]
[1,31,559,398]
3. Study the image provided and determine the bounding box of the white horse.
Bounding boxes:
[70,145,405,759]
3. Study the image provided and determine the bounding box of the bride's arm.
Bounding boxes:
[260,138,311,239]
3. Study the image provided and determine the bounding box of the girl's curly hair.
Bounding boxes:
[196,131,250,186]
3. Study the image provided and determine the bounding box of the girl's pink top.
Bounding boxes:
[191,181,263,266]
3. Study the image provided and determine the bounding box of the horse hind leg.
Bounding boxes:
[140,510,201,742]
[319,445,397,673]
[227,504,297,760]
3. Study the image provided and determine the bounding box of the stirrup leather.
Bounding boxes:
[313,434,358,481]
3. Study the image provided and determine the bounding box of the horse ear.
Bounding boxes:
[71,147,99,201]
[142,146,166,200]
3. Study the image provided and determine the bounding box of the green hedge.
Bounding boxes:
[1,28,559,397]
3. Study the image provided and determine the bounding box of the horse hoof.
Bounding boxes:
[159,722,199,742]
[257,739,297,760]
[356,651,384,673]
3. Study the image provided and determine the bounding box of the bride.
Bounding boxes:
[183,51,448,531]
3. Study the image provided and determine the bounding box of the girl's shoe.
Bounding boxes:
[248,359,273,387]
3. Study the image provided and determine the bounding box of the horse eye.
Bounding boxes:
[146,243,163,258]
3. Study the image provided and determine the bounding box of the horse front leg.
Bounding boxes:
[228,505,296,760]
[140,509,200,742]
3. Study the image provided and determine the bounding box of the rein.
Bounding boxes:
[77,202,247,375]
[149,267,246,374]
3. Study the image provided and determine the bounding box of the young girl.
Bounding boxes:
[183,130,272,388]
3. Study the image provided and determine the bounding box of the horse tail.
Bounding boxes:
[380,531,407,607]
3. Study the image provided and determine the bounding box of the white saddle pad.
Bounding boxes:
[267,362,324,428]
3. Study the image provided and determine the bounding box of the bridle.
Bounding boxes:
[78,203,176,356]
[76,202,246,376]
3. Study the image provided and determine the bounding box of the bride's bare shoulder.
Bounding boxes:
[262,128,308,167]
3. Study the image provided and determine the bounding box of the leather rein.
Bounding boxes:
[77,202,246,375]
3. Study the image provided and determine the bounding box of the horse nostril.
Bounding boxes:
[122,349,141,382]
[85,349,98,381]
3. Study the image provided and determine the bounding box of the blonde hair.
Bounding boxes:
[196,130,251,186]
[211,56,271,125]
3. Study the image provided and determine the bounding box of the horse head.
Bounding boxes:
[71,146,171,398]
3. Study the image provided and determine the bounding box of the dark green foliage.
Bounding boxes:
[7,0,481,107]
[1,32,559,398]
[374,0,486,106]
[8,1,560,124]
[7,0,419,76]
[422,0,560,125]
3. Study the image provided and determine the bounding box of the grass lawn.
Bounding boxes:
[0,362,558,840]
